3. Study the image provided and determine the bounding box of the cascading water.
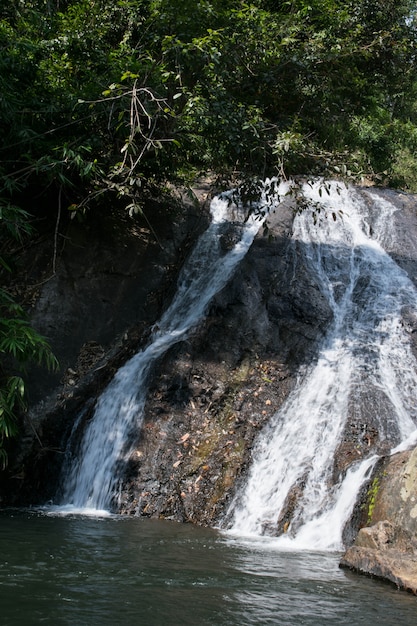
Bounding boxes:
[59,177,417,552]
[59,182,285,513]
[225,181,417,550]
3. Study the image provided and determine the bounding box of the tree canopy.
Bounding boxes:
[2,0,417,207]
[1,0,417,459]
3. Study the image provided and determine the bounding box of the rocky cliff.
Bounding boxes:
[2,182,417,593]
[1,181,337,510]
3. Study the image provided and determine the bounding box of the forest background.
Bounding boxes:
[1,0,417,463]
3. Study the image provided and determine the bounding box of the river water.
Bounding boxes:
[1,510,416,625]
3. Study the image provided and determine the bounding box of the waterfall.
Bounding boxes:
[59,182,284,513]
[225,181,417,550]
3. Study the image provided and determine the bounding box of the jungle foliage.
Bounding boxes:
[1,0,417,459]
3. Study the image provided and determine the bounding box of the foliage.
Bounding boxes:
[1,0,417,207]
[0,289,59,468]
[365,475,382,525]
[0,198,58,466]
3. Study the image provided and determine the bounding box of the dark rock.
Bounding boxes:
[0,189,210,505]
[3,183,417,546]
[115,196,334,524]
[275,473,308,536]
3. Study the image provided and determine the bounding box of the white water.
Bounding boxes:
[61,182,285,512]
[225,181,417,550]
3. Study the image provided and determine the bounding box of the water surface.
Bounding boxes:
[1,510,416,625]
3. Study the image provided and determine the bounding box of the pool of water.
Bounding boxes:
[0,510,415,625]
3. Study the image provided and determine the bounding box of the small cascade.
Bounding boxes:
[60,182,285,512]
[225,181,417,550]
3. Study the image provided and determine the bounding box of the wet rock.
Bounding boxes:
[116,196,335,525]
[118,356,294,524]
[0,190,210,505]
[340,445,417,592]
[275,474,308,536]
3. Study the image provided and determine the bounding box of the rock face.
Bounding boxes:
[19,193,211,404]
[2,182,417,576]
[0,187,335,512]
[371,447,417,532]
[0,188,212,504]
[340,447,417,593]
[340,520,417,594]
[114,199,340,523]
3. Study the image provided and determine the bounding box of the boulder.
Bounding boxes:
[370,446,417,534]
[340,520,417,594]
[341,445,417,593]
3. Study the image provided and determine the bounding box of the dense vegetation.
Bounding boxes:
[1,0,417,461]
